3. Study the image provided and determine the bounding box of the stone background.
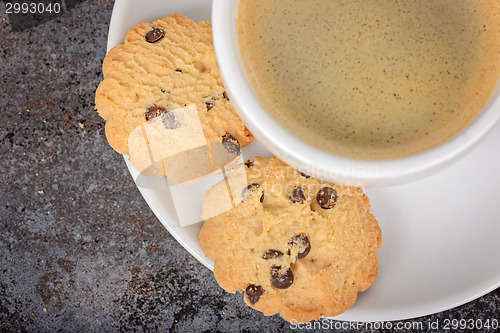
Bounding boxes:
[0,0,498,332]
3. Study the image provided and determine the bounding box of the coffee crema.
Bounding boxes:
[238,0,500,159]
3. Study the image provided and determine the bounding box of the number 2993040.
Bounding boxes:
[5,1,62,15]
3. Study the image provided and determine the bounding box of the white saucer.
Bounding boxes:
[108,0,500,322]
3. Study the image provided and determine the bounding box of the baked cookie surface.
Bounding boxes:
[199,157,382,322]
[95,14,253,157]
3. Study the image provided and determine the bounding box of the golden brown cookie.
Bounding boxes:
[199,157,382,323]
[95,14,253,181]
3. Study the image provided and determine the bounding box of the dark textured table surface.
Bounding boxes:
[0,0,498,332]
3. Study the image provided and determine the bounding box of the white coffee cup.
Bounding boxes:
[212,0,500,186]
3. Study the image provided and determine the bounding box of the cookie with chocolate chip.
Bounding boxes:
[199,156,382,323]
[95,14,253,181]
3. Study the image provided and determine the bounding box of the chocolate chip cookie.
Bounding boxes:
[199,157,382,322]
[95,14,253,181]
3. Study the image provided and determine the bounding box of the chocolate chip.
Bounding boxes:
[299,172,310,178]
[175,69,182,73]
[245,285,264,304]
[270,265,294,289]
[263,250,283,260]
[145,27,164,43]
[222,133,240,155]
[244,159,254,168]
[260,192,265,203]
[288,234,311,259]
[145,105,167,120]
[290,186,305,204]
[317,187,338,209]
[162,112,180,129]
[206,101,214,111]
[223,91,229,100]
[242,183,260,198]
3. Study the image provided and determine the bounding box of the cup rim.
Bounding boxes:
[212,0,500,186]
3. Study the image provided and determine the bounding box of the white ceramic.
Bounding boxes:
[108,0,500,322]
[212,0,500,186]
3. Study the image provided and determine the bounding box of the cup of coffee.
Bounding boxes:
[212,0,500,186]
